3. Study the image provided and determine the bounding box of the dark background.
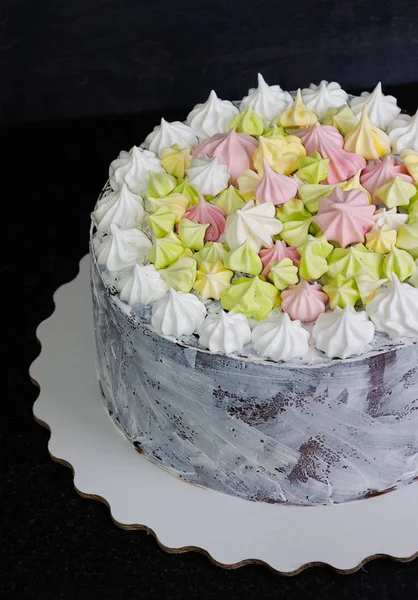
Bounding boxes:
[2,0,418,598]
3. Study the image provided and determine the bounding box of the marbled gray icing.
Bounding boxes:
[91,251,418,505]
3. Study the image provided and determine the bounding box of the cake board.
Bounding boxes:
[30,254,418,575]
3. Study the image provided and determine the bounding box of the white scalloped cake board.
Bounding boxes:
[30,254,418,575]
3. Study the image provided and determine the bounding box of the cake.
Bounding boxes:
[90,77,418,506]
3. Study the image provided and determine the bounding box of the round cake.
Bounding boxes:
[91,77,418,505]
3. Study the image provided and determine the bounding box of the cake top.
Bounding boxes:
[92,77,418,362]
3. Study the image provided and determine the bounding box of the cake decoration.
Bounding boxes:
[193,260,233,299]
[344,106,391,160]
[149,231,184,269]
[259,240,300,277]
[197,310,251,354]
[278,89,319,128]
[96,223,152,271]
[252,309,310,361]
[281,280,328,322]
[360,156,413,203]
[339,169,372,202]
[388,110,418,152]
[327,243,382,280]
[226,240,263,275]
[349,82,401,131]
[268,257,299,290]
[193,241,229,266]
[159,256,197,293]
[229,106,264,136]
[186,90,238,139]
[146,192,189,222]
[401,148,418,182]
[236,168,261,199]
[409,259,418,287]
[375,175,417,208]
[183,196,225,241]
[254,160,298,204]
[355,274,387,304]
[145,170,177,198]
[365,224,397,254]
[213,185,245,215]
[298,182,336,212]
[295,151,329,184]
[185,156,230,196]
[366,275,418,337]
[92,184,145,232]
[109,146,164,194]
[172,178,200,204]
[225,200,283,251]
[177,218,209,250]
[301,80,349,120]
[160,145,193,179]
[148,205,177,238]
[382,245,416,281]
[220,275,279,320]
[396,221,418,259]
[322,274,360,309]
[239,73,293,123]
[118,264,168,306]
[321,104,358,136]
[253,133,306,175]
[143,118,198,157]
[151,288,206,336]
[373,206,408,230]
[297,234,333,280]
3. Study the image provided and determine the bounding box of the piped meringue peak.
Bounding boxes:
[92,78,418,359]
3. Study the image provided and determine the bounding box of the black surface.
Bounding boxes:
[2,100,418,598]
[2,0,418,126]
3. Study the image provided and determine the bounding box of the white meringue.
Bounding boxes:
[143,118,198,157]
[373,207,408,230]
[117,264,168,306]
[349,82,401,131]
[198,310,251,354]
[409,260,418,287]
[225,200,283,252]
[109,146,164,194]
[301,80,349,120]
[252,309,310,361]
[239,73,293,123]
[312,306,375,359]
[92,184,145,233]
[186,90,238,139]
[96,223,152,272]
[186,156,230,196]
[151,288,206,337]
[366,275,418,338]
[388,109,418,153]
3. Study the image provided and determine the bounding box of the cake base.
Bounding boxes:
[30,255,418,574]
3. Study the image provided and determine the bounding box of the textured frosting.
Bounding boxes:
[259,240,300,277]
[375,175,417,209]
[151,288,206,336]
[118,264,168,306]
[143,118,198,157]
[186,156,230,196]
[254,160,298,205]
[252,308,310,361]
[109,146,164,194]
[227,240,262,275]
[193,128,258,184]
[313,306,375,359]
[183,196,226,242]
[186,90,238,139]
[161,145,192,179]
[92,184,145,232]
[349,82,401,131]
[388,110,418,153]
[229,107,264,136]
[253,134,306,176]
[301,80,349,120]
[239,73,292,122]
[278,89,318,128]
[366,275,418,338]
[225,200,283,251]
[373,207,408,230]
[321,104,358,136]
[220,275,279,320]
[360,156,413,203]
[193,260,233,299]
[96,223,152,271]
[344,106,391,160]
[198,310,251,354]
[281,281,328,322]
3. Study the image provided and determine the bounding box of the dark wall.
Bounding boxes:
[2,0,418,126]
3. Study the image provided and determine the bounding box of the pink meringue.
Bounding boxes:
[193,128,259,184]
[254,160,298,205]
[281,281,328,322]
[259,240,300,277]
[313,187,375,247]
[360,156,413,204]
[295,123,366,184]
[184,196,226,242]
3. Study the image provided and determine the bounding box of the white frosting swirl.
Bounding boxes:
[373,207,408,230]
[186,156,230,196]
[312,306,375,359]
[239,73,292,122]
[151,288,206,337]
[96,223,152,271]
[409,260,418,288]
[186,90,238,139]
[388,109,418,152]
[92,184,144,233]
[109,146,163,194]
[225,200,283,251]
[252,309,310,361]
[366,275,418,338]
[117,264,168,306]
[143,118,198,157]
[198,310,251,354]
[301,80,349,120]
[349,82,401,131]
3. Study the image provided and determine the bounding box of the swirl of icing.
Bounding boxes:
[327,244,383,280]
[396,221,418,259]
[178,218,209,250]
[313,306,375,359]
[148,206,177,238]
[149,231,184,269]
[227,240,262,275]
[373,207,408,230]
[159,257,197,293]
[382,245,416,281]
[365,224,397,254]
[239,73,293,122]
[375,175,417,209]
[301,80,349,120]
[192,128,258,184]
[409,259,418,287]
[295,123,365,184]
[268,258,299,290]
[344,106,391,160]
[313,187,375,247]
[186,156,230,196]
[281,281,328,322]
[161,145,192,179]
[220,276,279,320]
[322,274,360,309]
[184,196,226,242]
[366,275,418,338]
[297,234,333,280]
[259,240,300,277]
[321,104,358,136]
[254,160,298,205]
[193,241,229,266]
[118,264,168,306]
[186,90,238,139]
[401,149,418,182]
[225,200,283,251]
[197,310,251,354]
[278,89,318,127]
[92,184,145,233]
[229,107,264,136]
[151,288,206,337]
[296,151,329,184]
[253,133,306,176]
[193,260,233,299]
[388,110,418,153]
[360,156,413,203]
[109,146,164,194]
[349,82,401,131]
[96,224,152,271]
[143,118,198,157]
[214,185,245,215]
[252,308,310,361]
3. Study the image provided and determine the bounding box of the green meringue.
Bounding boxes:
[149,231,184,269]
[327,244,383,280]
[276,199,313,247]
[268,258,299,290]
[145,170,177,198]
[323,274,360,309]
[229,106,264,136]
[321,104,358,135]
[220,276,280,320]
[408,185,418,222]
[375,176,417,209]
[296,151,329,184]
[298,183,336,213]
[214,185,245,216]
[159,257,197,293]
[396,220,418,259]
[147,193,189,222]
[178,218,209,251]
[193,260,233,300]
[355,274,388,304]
[226,240,262,275]
[262,124,287,138]
[148,205,177,238]
[193,241,229,266]
[161,145,192,179]
[172,179,200,206]
[382,245,416,281]
[297,234,333,280]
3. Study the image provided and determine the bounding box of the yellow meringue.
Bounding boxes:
[340,170,372,203]
[236,169,261,200]
[161,144,192,179]
[193,260,233,300]
[253,134,306,176]
[400,149,418,182]
[344,106,391,160]
[365,224,397,254]
[277,89,319,128]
